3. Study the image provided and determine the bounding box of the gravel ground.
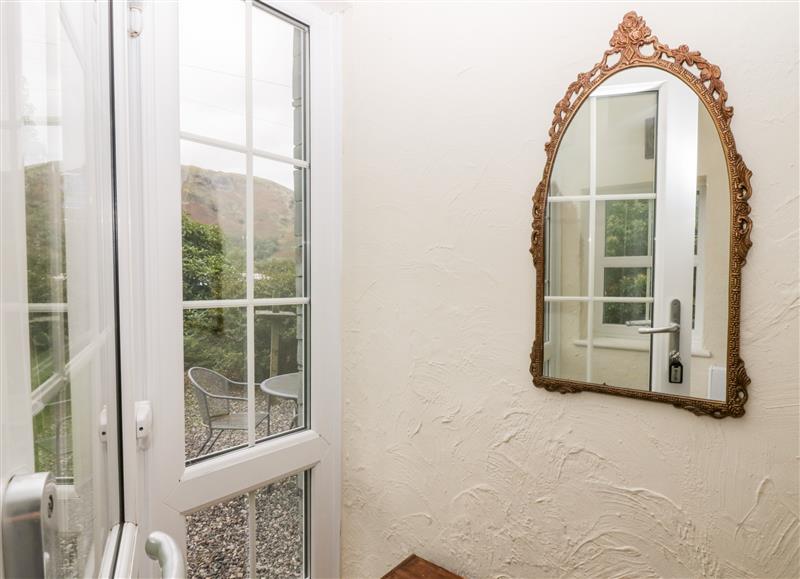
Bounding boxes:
[184,383,303,578]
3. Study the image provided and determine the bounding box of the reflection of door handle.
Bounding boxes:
[625,319,652,327]
[637,322,679,334]
[639,299,684,384]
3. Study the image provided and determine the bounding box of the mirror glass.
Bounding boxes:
[543,67,730,400]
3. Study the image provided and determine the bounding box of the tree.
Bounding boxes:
[182,213,299,381]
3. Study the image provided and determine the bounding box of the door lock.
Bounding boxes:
[669,351,684,384]
[637,298,683,385]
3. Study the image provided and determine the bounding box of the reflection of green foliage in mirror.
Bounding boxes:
[182,213,299,381]
[604,267,648,297]
[604,200,650,257]
[603,303,647,325]
[603,267,649,324]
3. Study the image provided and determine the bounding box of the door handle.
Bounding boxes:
[2,472,58,578]
[638,298,684,384]
[145,531,186,579]
[637,322,679,334]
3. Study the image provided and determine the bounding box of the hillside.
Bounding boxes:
[181,164,297,259]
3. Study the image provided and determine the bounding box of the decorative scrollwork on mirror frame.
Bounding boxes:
[529,11,752,418]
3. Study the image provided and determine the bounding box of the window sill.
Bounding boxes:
[572,338,712,358]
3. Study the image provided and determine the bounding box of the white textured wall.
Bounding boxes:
[341,3,799,578]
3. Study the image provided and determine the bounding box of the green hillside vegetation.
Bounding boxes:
[180,165,301,382]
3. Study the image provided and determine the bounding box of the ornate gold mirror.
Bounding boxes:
[530,12,752,417]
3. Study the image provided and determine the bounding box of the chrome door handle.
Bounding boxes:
[637,322,679,334]
[145,531,186,579]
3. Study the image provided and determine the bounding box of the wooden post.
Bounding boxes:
[269,319,280,378]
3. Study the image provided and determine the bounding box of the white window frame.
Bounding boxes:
[593,193,655,340]
[692,179,707,351]
[114,1,341,577]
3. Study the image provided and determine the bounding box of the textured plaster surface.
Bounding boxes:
[341,3,799,578]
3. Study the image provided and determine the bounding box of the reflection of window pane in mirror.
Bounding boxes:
[596,92,657,194]
[544,201,589,297]
[591,304,652,390]
[543,301,587,383]
[602,267,650,325]
[603,200,653,257]
[596,198,654,330]
[692,104,729,400]
[549,104,589,196]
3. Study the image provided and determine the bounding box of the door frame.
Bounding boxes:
[113,1,342,576]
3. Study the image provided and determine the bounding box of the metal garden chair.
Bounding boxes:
[188,367,269,457]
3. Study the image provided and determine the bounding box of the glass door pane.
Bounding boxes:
[185,472,307,579]
[1,1,121,576]
[179,0,309,465]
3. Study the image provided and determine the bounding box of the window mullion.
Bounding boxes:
[245,0,256,451]
[180,131,309,168]
[586,97,597,382]
[245,3,257,577]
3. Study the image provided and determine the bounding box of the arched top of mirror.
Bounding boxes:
[530,12,752,418]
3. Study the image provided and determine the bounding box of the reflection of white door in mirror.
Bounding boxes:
[543,66,730,399]
[591,69,699,396]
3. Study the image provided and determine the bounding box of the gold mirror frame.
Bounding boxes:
[530,12,752,418]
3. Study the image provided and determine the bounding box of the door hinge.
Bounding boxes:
[129,1,143,38]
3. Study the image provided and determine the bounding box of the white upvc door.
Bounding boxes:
[590,69,698,395]
[648,73,698,396]
[115,1,341,577]
[1,1,123,576]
